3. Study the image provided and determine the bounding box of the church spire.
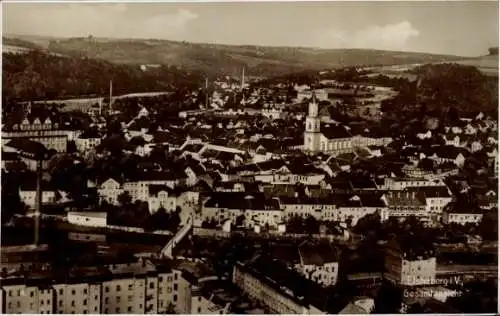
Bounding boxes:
[311,90,317,105]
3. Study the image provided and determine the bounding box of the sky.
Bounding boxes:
[2,1,499,57]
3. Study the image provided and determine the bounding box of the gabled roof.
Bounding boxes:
[5,139,48,156]
[128,170,184,182]
[298,241,339,266]
[148,184,174,197]
[204,192,280,210]
[79,129,101,139]
[321,124,352,139]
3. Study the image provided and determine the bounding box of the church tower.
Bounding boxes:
[304,92,321,153]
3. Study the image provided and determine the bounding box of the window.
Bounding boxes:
[83,299,87,306]
[174,274,178,281]
[59,300,63,306]
[116,285,121,292]
[94,295,98,300]
[83,289,88,295]
[149,282,155,289]
[83,310,88,314]
[128,307,132,312]
[94,307,98,312]
[159,276,163,282]
[71,301,75,307]
[71,290,76,295]
[116,308,120,313]
[128,295,133,302]
[198,307,202,313]
[105,298,109,304]
[104,309,109,313]
[173,284,178,291]
[173,295,177,302]
[105,286,109,293]
[117,296,121,303]
[30,291,34,297]
[128,284,133,291]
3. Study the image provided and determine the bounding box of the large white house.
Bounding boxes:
[148,185,177,213]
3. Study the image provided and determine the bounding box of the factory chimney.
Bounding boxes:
[241,67,245,90]
[109,80,113,112]
[205,78,209,108]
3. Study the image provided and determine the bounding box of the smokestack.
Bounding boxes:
[109,80,113,112]
[205,78,209,108]
[34,159,42,246]
[241,67,245,90]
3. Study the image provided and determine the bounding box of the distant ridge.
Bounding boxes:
[3,34,466,77]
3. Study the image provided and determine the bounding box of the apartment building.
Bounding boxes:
[233,254,328,314]
[384,237,437,286]
[0,259,235,315]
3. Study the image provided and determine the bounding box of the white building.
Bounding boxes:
[201,192,283,229]
[303,94,391,155]
[67,211,107,228]
[148,185,177,213]
[98,178,124,205]
[75,130,101,153]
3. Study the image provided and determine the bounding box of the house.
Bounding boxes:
[382,177,444,191]
[18,178,58,209]
[3,139,50,171]
[172,262,229,314]
[335,193,387,226]
[432,146,468,168]
[417,130,432,140]
[295,241,340,287]
[233,254,331,314]
[201,192,282,229]
[405,187,452,216]
[443,202,484,225]
[97,177,124,205]
[469,140,483,153]
[148,185,177,213]
[1,106,78,153]
[384,236,436,286]
[280,196,337,221]
[75,130,102,153]
[253,162,325,185]
[384,190,428,221]
[67,211,107,228]
[124,171,185,202]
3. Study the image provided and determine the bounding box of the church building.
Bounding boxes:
[303,93,392,155]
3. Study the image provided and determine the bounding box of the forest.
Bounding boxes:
[2,51,206,102]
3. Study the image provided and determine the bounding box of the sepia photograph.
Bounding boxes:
[1,0,498,314]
